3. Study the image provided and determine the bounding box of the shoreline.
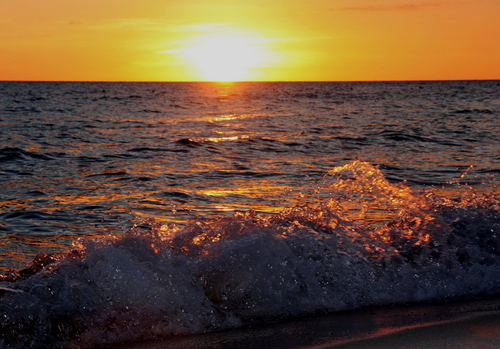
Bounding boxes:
[96,296,500,349]
[326,312,500,349]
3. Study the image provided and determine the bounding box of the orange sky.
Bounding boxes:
[1,0,499,81]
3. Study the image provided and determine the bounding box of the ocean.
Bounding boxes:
[0,80,499,348]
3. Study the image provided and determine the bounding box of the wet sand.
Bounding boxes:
[328,312,500,349]
[96,296,500,349]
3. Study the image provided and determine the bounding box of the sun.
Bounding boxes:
[180,34,270,82]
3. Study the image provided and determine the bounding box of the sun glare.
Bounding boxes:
[179,34,271,82]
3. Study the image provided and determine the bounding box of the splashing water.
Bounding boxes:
[1,161,499,348]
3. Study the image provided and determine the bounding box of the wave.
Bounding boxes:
[0,147,53,162]
[1,161,499,348]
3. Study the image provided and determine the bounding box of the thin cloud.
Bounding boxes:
[68,18,176,32]
[338,2,465,12]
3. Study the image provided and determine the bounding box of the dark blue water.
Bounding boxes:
[0,81,499,348]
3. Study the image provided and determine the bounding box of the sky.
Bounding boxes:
[1,0,499,82]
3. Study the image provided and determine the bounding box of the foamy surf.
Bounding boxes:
[1,161,499,348]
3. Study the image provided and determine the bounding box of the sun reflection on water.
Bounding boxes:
[208,135,248,142]
[207,114,238,122]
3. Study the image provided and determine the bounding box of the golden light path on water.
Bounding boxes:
[2,134,498,272]
[91,160,497,269]
[1,81,499,275]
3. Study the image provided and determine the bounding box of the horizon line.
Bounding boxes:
[1,79,499,83]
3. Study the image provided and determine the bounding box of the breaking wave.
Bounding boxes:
[1,161,499,348]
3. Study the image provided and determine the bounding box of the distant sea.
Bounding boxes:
[0,81,499,348]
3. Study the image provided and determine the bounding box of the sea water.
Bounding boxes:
[0,81,499,348]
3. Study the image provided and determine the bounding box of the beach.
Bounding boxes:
[97,297,500,349]
[331,313,500,349]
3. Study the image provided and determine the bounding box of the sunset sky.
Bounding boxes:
[1,0,499,82]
